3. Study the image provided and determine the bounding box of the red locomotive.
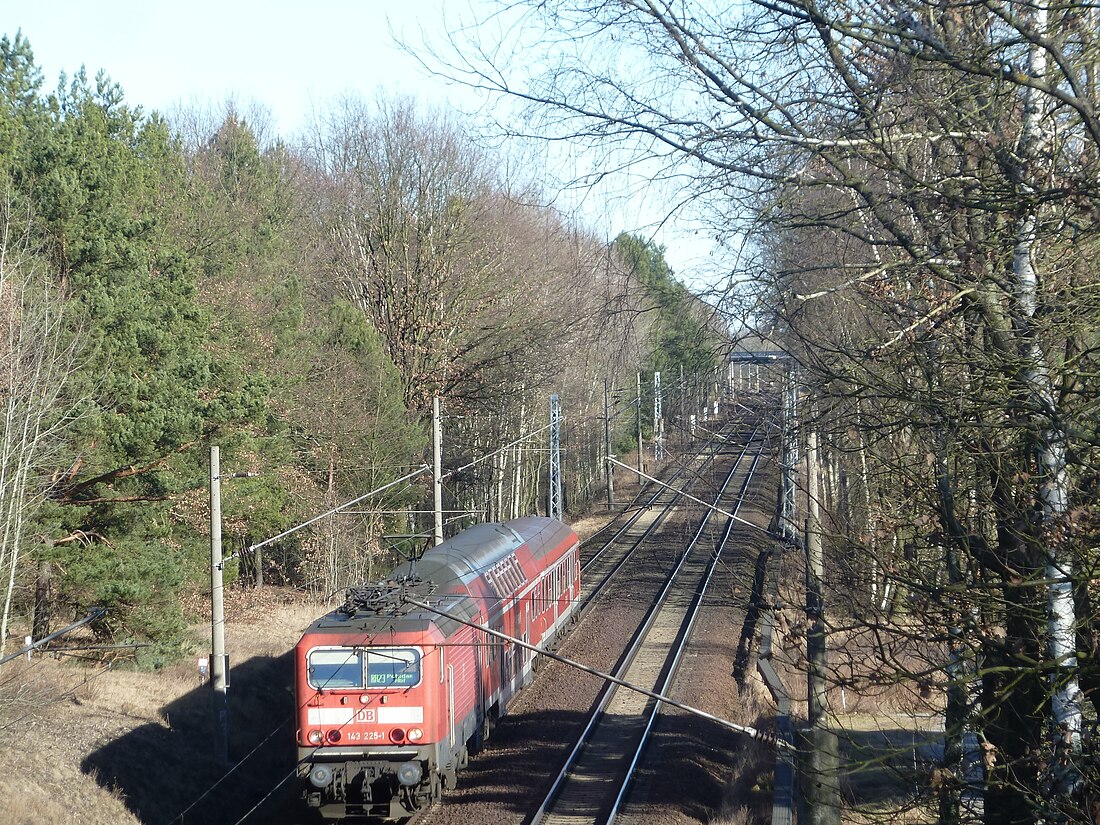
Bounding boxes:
[294,516,581,821]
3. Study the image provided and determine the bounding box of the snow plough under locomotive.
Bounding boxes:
[294,516,580,820]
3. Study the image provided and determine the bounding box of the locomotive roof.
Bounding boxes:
[310,591,480,639]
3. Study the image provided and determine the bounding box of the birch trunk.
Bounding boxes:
[1012,2,1082,773]
[854,404,879,606]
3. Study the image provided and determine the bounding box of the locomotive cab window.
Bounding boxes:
[307,648,365,689]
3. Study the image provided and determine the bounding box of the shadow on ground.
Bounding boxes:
[630,708,765,822]
[440,706,589,815]
[82,650,309,825]
[837,724,943,815]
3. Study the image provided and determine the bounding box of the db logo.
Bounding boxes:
[355,709,376,723]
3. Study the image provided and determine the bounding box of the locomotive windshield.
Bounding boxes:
[307,647,421,689]
[308,648,364,688]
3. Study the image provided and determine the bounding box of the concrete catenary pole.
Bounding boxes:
[433,397,444,546]
[801,429,840,825]
[636,372,644,475]
[680,364,686,447]
[209,446,229,766]
[780,373,799,543]
[604,380,615,509]
[653,371,664,462]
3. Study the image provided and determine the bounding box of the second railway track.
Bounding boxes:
[534,427,765,825]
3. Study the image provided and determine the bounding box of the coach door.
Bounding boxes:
[447,665,456,748]
[553,563,560,622]
[522,599,531,671]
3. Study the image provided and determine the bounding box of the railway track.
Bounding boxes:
[575,421,735,611]
[532,427,765,825]
[408,428,742,825]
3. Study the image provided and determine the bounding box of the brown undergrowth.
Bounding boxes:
[713,674,776,825]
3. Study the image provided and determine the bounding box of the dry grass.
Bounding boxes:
[705,668,776,825]
[713,736,774,823]
[0,656,140,825]
[710,803,766,825]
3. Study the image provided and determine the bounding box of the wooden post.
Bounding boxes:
[32,560,52,641]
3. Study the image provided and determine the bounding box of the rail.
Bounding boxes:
[607,446,763,823]
[576,428,732,613]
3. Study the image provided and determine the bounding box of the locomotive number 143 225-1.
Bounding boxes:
[343,729,386,742]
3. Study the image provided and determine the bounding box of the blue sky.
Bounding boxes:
[5,1,468,134]
[2,0,720,283]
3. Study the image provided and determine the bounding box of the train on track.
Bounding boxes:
[294,516,581,821]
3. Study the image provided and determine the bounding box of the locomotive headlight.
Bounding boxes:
[309,764,334,788]
[396,761,423,787]
[407,727,424,742]
[307,730,323,745]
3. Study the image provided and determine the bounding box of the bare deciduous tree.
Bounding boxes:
[309,94,652,525]
[0,201,79,654]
